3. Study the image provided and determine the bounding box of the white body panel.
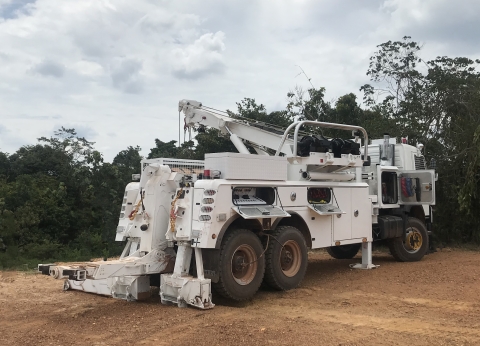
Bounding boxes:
[205,152,287,181]
[186,179,372,249]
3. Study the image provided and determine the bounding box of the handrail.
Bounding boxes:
[274,121,368,161]
[274,122,300,156]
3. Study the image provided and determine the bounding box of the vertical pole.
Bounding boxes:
[194,248,205,280]
[178,111,181,148]
[356,167,362,183]
[361,242,373,267]
[173,242,192,277]
[351,241,377,269]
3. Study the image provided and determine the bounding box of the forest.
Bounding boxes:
[1,37,479,268]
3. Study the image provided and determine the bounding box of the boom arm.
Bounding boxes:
[179,100,295,155]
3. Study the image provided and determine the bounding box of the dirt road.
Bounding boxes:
[1,249,479,345]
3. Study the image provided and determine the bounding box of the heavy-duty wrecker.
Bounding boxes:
[39,100,435,309]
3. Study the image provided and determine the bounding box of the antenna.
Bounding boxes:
[295,65,315,89]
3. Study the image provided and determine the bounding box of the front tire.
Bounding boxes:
[213,229,265,301]
[326,244,361,259]
[388,217,428,262]
[264,226,308,291]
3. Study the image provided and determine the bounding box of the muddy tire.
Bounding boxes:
[326,244,361,259]
[263,226,308,291]
[388,217,429,262]
[213,229,265,301]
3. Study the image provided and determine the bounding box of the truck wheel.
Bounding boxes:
[213,229,265,301]
[326,244,361,259]
[388,217,429,262]
[264,226,308,291]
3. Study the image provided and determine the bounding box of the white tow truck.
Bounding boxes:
[39,100,435,309]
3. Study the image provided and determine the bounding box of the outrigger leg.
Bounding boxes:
[350,242,379,270]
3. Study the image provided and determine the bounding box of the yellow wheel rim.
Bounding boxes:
[405,229,423,252]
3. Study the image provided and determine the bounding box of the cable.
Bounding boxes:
[240,234,269,267]
[140,188,146,212]
[275,187,285,211]
[331,188,340,209]
[240,233,287,268]
[201,105,312,139]
[268,233,286,249]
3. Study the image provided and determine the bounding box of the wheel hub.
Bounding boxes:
[281,250,293,266]
[231,245,257,285]
[233,255,246,272]
[405,229,423,252]
[280,240,302,277]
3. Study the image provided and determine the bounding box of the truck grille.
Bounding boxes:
[414,155,426,170]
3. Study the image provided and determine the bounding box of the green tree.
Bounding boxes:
[286,86,333,122]
[193,128,237,159]
[232,97,294,128]
[113,146,143,182]
[0,151,10,178]
[147,139,178,159]
[0,128,129,267]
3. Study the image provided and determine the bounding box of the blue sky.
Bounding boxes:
[0,0,479,160]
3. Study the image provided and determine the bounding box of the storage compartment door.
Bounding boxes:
[232,205,290,219]
[377,166,399,207]
[350,187,372,240]
[332,189,352,241]
[397,170,435,205]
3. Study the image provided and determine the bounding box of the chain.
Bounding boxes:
[169,187,184,232]
[128,199,143,220]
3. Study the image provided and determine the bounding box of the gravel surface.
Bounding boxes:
[1,249,479,345]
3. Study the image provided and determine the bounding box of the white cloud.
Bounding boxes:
[30,59,65,78]
[0,0,36,19]
[110,58,144,94]
[374,0,480,54]
[73,60,104,77]
[171,31,226,79]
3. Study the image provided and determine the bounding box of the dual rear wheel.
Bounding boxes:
[214,218,428,301]
[263,226,308,291]
[213,226,308,301]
